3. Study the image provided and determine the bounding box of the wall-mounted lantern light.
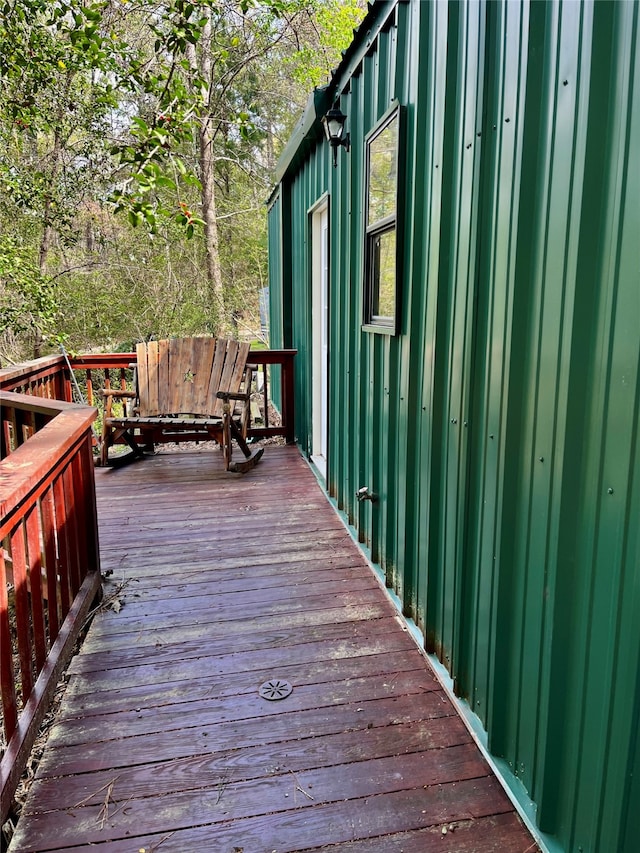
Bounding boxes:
[322,105,350,168]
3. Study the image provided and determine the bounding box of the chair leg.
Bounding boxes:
[227,419,263,472]
[230,419,254,459]
[222,409,232,471]
[228,446,264,473]
[122,429,145,458]
[100,425,110,467]
[101,424,144,466]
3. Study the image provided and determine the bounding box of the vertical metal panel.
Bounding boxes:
[268,1,640,851]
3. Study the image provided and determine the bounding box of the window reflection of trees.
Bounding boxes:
[368,122,398,227]
[374,229,396,318]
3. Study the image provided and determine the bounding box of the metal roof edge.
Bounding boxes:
[272,0,402,185]
[324,0,401,102]
[273,87,331,184]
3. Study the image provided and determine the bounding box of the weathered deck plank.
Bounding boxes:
[8,446,538,852]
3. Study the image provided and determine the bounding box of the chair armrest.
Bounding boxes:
[100,389,137,398]
[100,388,137,419]
[216,391,251,402]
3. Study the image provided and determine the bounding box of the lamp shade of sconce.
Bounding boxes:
[322,105,350,167]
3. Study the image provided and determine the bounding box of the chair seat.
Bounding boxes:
[106,416,223,430]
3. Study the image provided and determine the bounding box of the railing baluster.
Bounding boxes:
[64,462,82,598]
[8,406,18,453]
[71,451,89,579]
[262,364,270,428]
[41,486,60,643]
[80,435,100,572]
[0,549,17,742]
[9,522,34,704]
[2,415,11,457]
[86,369,94,407]
[53,473,72,618]
[25,504,47,672]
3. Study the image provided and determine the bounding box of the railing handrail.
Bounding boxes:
[68,348,297,368]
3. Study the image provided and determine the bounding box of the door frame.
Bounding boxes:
[309,195,330,479]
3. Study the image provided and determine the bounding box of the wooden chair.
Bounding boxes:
[100,337,264,472]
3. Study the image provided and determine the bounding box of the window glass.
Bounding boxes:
[371,228,396,318]
[368,119,398,227]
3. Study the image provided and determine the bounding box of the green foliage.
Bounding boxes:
[0,0,364,359]
[282,0,365,90]
[0,236,59,354]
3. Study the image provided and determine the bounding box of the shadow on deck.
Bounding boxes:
[9,446,538,852]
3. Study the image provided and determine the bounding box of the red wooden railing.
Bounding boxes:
[0,392,101,821]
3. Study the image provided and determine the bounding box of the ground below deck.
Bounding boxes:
[9,445,538,852]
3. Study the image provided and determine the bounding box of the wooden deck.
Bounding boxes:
[8,446,538,852]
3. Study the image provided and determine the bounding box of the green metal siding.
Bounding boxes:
[268,2,640,851]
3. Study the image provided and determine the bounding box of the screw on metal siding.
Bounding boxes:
[539,457,544,462]
[489,434,494,439]
[608,487,614,494]
[451,418,457,424]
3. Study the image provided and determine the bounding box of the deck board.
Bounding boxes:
[8,446,538,852]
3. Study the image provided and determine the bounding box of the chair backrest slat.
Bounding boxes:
[192,338,216,412]
[157,338,170,414]
[136,341,150,416]
[173,338,190,413]
[146,340,159,415]
[208,340,228,417]
[230,342,251,393]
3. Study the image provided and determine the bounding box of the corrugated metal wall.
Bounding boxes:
[269,2,640,851]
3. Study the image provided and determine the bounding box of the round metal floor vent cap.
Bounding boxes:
[259,679,293,701]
